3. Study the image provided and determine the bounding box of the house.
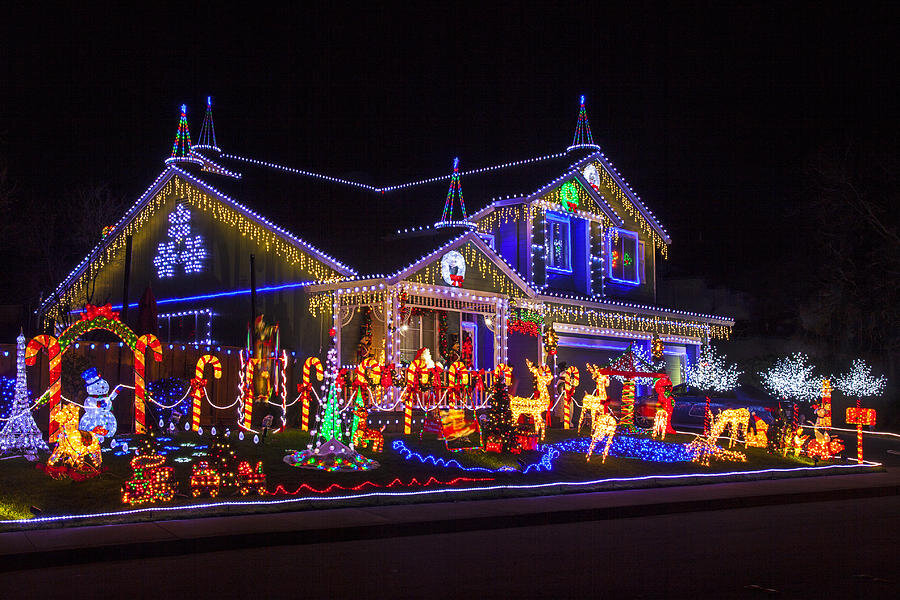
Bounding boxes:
[38,97,733,402]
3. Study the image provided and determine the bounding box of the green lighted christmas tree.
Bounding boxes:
[484,376,517,452]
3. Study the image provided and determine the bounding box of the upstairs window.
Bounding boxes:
[608,228,640,285]
[546,212,572,273]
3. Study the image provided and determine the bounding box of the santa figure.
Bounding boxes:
[78,367,120,443]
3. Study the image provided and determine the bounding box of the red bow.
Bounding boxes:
[449,274,464,287]
[190,378,208,391]
[80,303,120,322]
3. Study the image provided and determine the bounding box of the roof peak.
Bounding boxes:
[567,95,601,153]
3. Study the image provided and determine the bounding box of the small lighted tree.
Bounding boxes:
[834,359,887,402]
[759,353,819,454]
[686,345,743,393]
[835,359,885,463]
[758,353,819,402]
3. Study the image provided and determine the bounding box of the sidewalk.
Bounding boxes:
[2,467,898,572]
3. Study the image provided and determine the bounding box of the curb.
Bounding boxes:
[1,482,897,573]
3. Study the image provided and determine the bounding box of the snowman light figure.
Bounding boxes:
[79,367,120,444]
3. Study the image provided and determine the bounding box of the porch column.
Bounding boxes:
[332,291,342,364]
[493,298,502,366]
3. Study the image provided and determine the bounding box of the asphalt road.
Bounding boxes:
[2,493,897,599]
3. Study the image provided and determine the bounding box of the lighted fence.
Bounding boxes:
[0,343,498,434]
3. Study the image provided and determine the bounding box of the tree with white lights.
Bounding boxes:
[758,353,819,401]
[686,345,743,393]
[834,359,887,401]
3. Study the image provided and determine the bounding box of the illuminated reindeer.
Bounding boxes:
[509,359,552,440]
[578,364,611,433]
[689,407,750,466]
[586,408,618,463]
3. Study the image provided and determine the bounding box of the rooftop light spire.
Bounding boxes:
[195,96,220,152]
[435,157,475,230]
[568,94,600,152]
[165,104,203,165]
[170,104,192,158]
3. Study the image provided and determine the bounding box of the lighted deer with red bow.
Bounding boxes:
[509,359,552,440]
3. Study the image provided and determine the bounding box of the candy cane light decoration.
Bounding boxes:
[299,357,323,431]
[25,335,62,439]
[191,355,222,432]
[134,334,163,434]
[561,365,579,429]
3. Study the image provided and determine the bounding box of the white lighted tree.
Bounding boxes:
[686,345,742,393]
[834,359,887,400]
[758,353,819,401]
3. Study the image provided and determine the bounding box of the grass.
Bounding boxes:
[0,427,877,531]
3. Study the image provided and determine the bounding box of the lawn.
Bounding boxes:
[0,427,878,531]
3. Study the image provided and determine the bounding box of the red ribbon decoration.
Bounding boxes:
[79,303,120,322]
[190,378,208,392]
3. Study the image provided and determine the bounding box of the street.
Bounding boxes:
[2,493,897,599]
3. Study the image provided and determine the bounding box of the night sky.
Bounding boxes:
[3,3,896,305]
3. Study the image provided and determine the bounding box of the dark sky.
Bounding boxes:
[3,3,897,301]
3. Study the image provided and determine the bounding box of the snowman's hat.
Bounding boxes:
[81,367,102,385]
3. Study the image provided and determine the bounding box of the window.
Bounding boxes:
[546,212,572,273]
[398,313,437,363]
[158,309,213,344]
[607,228,640,284]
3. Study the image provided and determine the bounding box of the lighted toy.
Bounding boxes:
[236,460,267,495]
[46,402,102,472]
[122,451,176,505]
[352,403,385,453]
[190,461,221,497]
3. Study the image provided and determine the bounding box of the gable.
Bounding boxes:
[579,159,671,256]
[41,172,351,324]
[398,237,534,299]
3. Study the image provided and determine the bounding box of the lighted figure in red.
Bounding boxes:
[804,403,844,461]
[653,375,676,435]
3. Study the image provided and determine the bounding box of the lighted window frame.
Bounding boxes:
[607,227,641,285]
[399,313,437,363]
[545,212,573,273]
[158,309,213,344]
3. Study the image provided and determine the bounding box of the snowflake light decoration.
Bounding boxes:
[758,353,819,401]
[153,203,207,278]
[835,359,887,399]
[686,345,742,393]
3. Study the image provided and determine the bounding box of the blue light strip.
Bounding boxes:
[392,439,557,474]
[68,280,318,313]
[1,459,879,525]
[548,436,696,463]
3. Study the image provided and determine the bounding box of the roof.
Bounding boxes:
[161,148,601,274]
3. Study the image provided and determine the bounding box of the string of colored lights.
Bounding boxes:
[222,151,567,193]
[2,460,879,525]
[266,476,494,496]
